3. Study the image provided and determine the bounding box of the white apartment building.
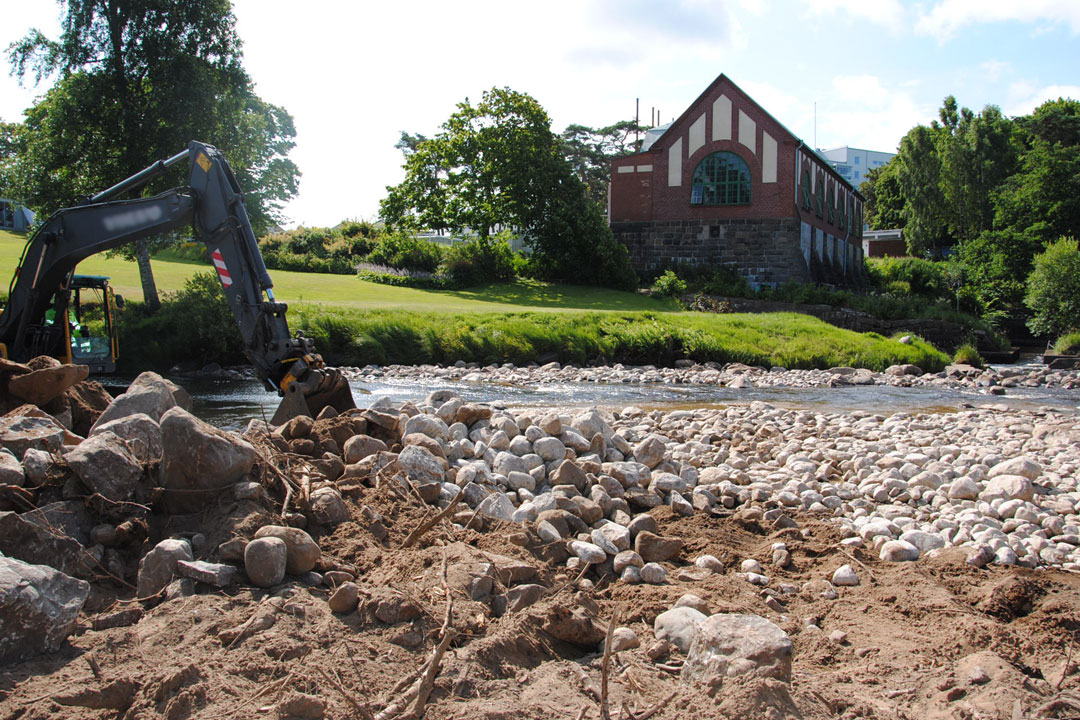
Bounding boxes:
[818,146,895,189]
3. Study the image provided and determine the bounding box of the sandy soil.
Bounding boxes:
[3,471,1079,720]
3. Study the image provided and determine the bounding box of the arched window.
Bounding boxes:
[690,152,751,206]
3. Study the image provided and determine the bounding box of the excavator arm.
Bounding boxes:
[0,141,355,423]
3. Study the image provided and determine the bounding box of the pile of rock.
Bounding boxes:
[2,363,1078,666]
[352,359,1080,393]
[280,390,1080,581]
[0,368,257,660]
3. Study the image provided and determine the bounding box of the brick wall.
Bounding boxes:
[612,218,813,287]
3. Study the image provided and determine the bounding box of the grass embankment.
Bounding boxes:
[1,230,949,372]
[293,306,949,372]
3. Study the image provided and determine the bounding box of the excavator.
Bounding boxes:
[0,140,355,424]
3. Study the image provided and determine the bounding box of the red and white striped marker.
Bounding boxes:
[211,248,233,287]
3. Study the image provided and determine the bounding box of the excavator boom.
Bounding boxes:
[0,141,355,422]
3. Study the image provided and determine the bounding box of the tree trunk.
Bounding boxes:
[136,239,161,311]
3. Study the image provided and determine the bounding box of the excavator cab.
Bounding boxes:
[66,275,122,374]
[12,274,121,374]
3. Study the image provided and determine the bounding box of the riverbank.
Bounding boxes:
[354,357,1080,393]
[2,361,1080,718]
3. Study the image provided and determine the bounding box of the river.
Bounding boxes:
[103,368,1080,430]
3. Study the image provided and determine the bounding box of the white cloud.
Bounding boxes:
[1005,82,1080,117]
[916,0,1080,42]
[803,0,905,27]
[979,60,1011,83]
[814,75,930,154]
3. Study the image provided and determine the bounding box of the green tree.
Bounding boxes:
[7,0,299,309]
[380,87,636,288]
[992,98,1080,244]
[860,159,904,230]
[560,120,644,208]
[1024,237,1080,337]
[897,124,949,256]
[937,99,1016,244]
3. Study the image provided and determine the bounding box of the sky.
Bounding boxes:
[1,0,1079,228]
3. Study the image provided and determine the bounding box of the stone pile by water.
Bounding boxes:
[1,358,1078,693]
[354,359,1080,393]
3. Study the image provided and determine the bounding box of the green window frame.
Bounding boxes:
[827,186,836,225]
[815,176,824,218]
[690,151,751,206]
[837,192,846,230]
[800,169,813,210]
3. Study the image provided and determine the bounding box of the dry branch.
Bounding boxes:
[601,605,622,720]
[401,491,462,548]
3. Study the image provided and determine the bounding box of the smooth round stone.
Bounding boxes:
[695,555,725,573]
[831,564,860,586]
[640,563,667,584]
[879,539,920,562]
[328,581,359,613]
[610,627,640,652]
[744,572,770,586]
[613,550,644,573]
[253,525,321,574]
[674,593,710,615]
[569,540,607,564]
[740,558,763,574]
[244,537,288,588]
[620,566,642,584]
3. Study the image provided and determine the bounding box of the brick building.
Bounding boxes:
[609,74,865,288]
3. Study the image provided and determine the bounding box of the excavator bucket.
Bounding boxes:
[270,367,356,425]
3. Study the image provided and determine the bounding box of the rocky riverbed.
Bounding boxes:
[1,357,1079,719]
[352,357,1080,393]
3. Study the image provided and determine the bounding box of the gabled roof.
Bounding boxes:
[629,73,862,196]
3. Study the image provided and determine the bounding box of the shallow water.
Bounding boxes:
[119,373,1080,430]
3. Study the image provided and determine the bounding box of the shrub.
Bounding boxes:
[365,232,444,273]
[440,236,516,287]
[650,270,686,299]
[1025,237,1080,338]
[953,342,984,368]
[866,256,947,298]
[117,271,244,370]
[1053,331,1080,355]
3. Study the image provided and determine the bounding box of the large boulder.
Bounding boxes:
[128,372,192,411]
[682,614,793,686]
[571,410,613,441]
[20,500,93,546]
[64,431,144,502]
[633,434,668,469]
[89,413,163,464]
[90,372,181,432]
[0,510,96,578]
[982,474,1035,502]
[987,457,1041,480]
[159,407,256,512]
[0,414,68,459]
[343,435,388,464]
[0,555,89,663]
[635,530,683,563]
[401,414,448,441]
[6,363,88,406]
[397,445,445,485]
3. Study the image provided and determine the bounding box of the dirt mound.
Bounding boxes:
[3,476,1080,720]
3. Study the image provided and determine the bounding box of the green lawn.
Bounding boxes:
[2,228,952,372]
[1,229,678,313]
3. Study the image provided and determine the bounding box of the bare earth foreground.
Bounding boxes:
[1,360,1079,720]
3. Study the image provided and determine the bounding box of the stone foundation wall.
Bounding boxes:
[613,218,814,288]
